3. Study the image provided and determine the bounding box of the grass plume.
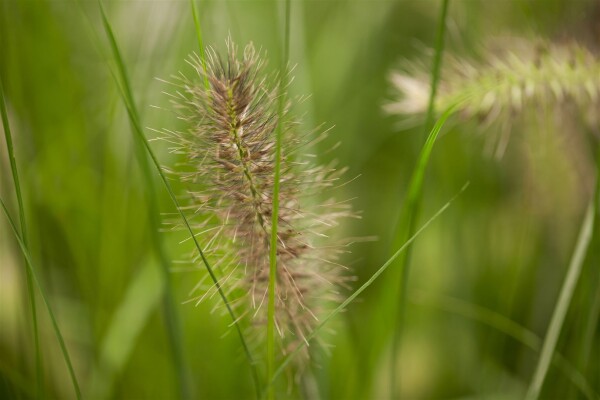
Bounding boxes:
[161,40,353,381]
[387,38,600,156]
[388,39,600,118]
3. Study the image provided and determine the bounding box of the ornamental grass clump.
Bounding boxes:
[161,40,352,367]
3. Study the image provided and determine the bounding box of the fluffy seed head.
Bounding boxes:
[161,40,353,367]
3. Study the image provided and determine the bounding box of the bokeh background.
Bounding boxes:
[1,0,599,399]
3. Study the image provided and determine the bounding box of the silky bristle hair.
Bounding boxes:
[160,40,353,367]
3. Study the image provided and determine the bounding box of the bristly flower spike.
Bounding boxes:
[160,39,354,370]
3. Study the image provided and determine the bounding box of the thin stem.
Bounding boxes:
[226,89,269,233]
[0,199,81,400]
[0,76,42,398]
[267,0,291,398]
[389,0,449,396]
[97,2,261,396]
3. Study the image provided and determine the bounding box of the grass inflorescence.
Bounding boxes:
[161,40,354,376]
[387,38,600,156]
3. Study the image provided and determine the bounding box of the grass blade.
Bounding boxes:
[189,0,209,90]
[260,182,469,398]
[267,0,291,398]
[525,174,598,399]
[0,198,81,400]
[0,75,42,398]
[389,1,450,394]
[0,74,28,268]
[422,0,450,135]
[97,2,261,396]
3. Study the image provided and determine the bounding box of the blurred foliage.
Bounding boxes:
[1,0,599,399]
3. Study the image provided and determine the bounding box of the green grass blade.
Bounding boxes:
[0,198,81,400]
[259,182,469,398]
[525,173,598,400]
[97,3,193,398]
[392,102,458,256]
[266,100,281,400]
[412,292,598,400]
[97,2,260,395]
[0,76,42,398]
[422,0,450,135]
[389,1,450,393]
[267,0,291,398]
[0,73,28,252]
[189,0,209,90]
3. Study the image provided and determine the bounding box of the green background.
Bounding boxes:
[1,0,598,398]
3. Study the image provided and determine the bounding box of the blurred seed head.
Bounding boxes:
[386,37,600,155]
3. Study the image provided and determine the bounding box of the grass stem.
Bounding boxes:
[389,1,449,395]
[422,0,450,135]
[190,0,209,90]
[267,0,291,398]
